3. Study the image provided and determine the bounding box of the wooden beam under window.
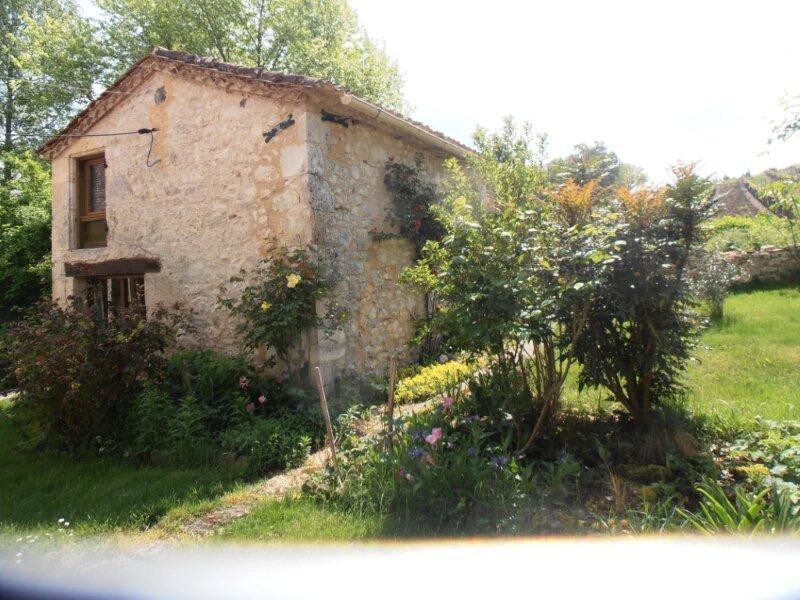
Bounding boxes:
[65,257,161,277]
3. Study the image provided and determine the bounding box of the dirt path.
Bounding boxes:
[162,398,433,540]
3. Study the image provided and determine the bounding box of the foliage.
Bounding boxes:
[715,419,800,509]
[758,179,800,262]
[219,244,342,384]
[574,165,716,423]
[703,214,792,252]
[219,409,319,475]
[687,250,742,320]
[548,141,621,187]
[680,479,800,534]
[312,393,538,534]
[393,360,474,404]
[382,157,442,255]
[402,121,616,450]
[95,0,405,110]
[129,349,321,473]
[1,0,106,152]
[0,151,52,321]
[1,298,187,452]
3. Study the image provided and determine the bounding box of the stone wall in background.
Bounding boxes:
[724,247,800,284]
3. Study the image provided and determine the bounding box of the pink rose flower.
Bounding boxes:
[245,403,255,413]
[258,394,266,404]
[425,427,442,445]
[442,396,455,412]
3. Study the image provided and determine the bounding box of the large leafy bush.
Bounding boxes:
[0,152,52,322]
[2,298,186,452]
[402,121,614,450]
[574,166,715,423]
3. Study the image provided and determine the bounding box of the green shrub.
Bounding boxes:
[394,360,474,404]
[575,166,715,423]
[220,409,321,475]
[218,244,344,384]
[312,393,537,534]
[401,122,610,450]
[680,479,800,534]
[704,214,790,252]
[687,250,742,320]
[129,350,322,472]
[2,299,186,453]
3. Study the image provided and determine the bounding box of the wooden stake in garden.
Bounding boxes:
[314,366,337,468]
[386,356,397,451]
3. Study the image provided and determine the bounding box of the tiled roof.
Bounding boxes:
[40,47,472,158]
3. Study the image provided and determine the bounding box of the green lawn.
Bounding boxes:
[684,286,800,423]
[217,498,386,542]
[0,399,244,535]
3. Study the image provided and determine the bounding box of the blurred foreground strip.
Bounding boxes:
[1,537,799,599]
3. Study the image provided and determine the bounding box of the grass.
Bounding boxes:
[0,399,244,536]
[684,285,800,423]
[217,497,386,542]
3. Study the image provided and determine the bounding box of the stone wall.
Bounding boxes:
[305,99,451,382]
[724,247,800,284]
[51,68,313,354]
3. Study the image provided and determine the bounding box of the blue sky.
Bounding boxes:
[78,0,800,182]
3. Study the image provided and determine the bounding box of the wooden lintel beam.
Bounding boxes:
[65,257,161,277]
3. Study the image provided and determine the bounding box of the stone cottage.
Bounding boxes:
[40,48,470,383]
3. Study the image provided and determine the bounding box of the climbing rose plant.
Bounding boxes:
[219,245,342,384]
[383,156,442,255]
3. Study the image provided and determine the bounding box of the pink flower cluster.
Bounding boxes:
[425,427,442,445]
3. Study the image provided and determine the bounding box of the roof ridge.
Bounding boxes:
[41,48,473,158]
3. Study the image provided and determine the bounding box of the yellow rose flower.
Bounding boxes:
[260,301,272,312]
[286,273,301,288]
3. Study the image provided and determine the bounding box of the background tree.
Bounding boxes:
[1,0,104,320]
[96,0,405,110]
[548,142,621,187]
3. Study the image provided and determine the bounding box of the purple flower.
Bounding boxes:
[245,402,255,413]
[408,448,424,459]
[489,455,509,469]
[467,447,479,458]
[239,376,249,390]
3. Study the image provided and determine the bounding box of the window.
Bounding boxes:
[85,275,145,320]
[78,153,107,248]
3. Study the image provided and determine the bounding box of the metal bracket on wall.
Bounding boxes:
[321,109,358,128]
[263,115,296,143]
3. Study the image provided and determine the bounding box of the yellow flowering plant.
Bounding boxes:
[219,244,343,384]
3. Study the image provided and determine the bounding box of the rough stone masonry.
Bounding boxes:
[41,48,470,385]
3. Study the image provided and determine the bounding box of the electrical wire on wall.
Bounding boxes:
[41,128,161,167]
